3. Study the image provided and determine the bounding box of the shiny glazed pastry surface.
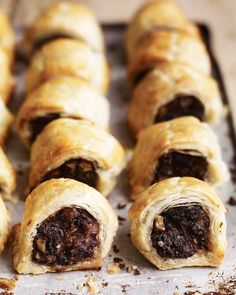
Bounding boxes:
[12,178,118,274]
[128,63,223,138]
[129,116,229,200]
[26,39,109,94]
[129,177,227,270]
[16,76,110,147]
[28,118,125,197]
[23,1,104,56]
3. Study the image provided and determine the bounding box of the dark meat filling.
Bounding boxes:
[32,207,99,266]
[30,113,61,143]
[151,204,210,259]
[31,34,73,54]
[155,95,205,123]
[42,158,98,188]
[153,150,208,182]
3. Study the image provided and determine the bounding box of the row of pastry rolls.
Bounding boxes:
[0,11,17,254]
[125,1,228,270]
[13,2,125,274]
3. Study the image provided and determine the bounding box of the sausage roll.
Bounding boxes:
[23,2,104,56]
[125,0,200,60]
[0,10,16,64]
[26,39,109,94]
[0,195,10,253]
[28,118,125,197]
[12,178,118,274]
[129,116,229,200]
[0,146,16,200]
[129,177,227,270]
[0,98,13,147]
[127,30,211,86]
[0,47,14,104]
[128,63,223,138]
[16,76,110,147]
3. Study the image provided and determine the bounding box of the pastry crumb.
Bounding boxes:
[107,262,120,274]
[0,277,17,291]
[56,276,64,281]
[126,265,141,276]
[86,276,99,294]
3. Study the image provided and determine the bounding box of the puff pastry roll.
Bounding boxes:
[129,116,229,200]
[0,47,14,104]
[23,2,104,56]
[0,146,16,200]
[12,178,118,274]
[0,98,13,147]
[0,10,16,64]
[0,195,10,253]
[128,63,223,138]
[129,177,226,270]
[16,76,110,147]
[28,118,125,197]
[26,39,109,94]
[127,30,211,86]
[126,0,200,60]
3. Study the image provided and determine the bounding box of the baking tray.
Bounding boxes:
[1,24,236,295]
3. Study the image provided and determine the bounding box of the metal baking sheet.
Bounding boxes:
[1,24,236,295]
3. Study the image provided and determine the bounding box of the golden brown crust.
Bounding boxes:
[12,178,118,274]
[0,195,10,254]
[129,177,227,270]
[0,10,16,64]
[129,116,229,200]
[128,63,223,138]
[16,76,110,147]
[28,118,125,197]
[23,1,104,56]
[0,98,13,147]
[127,30,211,85]
[125,0,200,60]
[26,39,110,94]
[0,147,16,201]
[0,47,15,104]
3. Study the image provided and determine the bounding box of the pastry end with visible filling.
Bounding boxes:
[32,207,100,266]
[151,204,210,259]
[155,95,204,123]
[153,150,208,183]
[42,158,98,189]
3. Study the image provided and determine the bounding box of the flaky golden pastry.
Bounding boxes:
[16,76,110,147]
[127,30,211,85]
[128,63,223,138]
[23,1,104,56]
[129,177,227,270]
[129,116,229,200]
[0,10,16,64]
[0,195,10,253]
[0,146,16,200]
[0,98,13,147]
[26,39,109,94]
[0,47,15,104]
[12,178,118,274]
[126,0,200,60]
[28,118,125,197]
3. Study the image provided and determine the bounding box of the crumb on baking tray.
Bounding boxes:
[112,244,120,253]
[117,203,127,210]
[228,196,236,206]
[86,275,99,294]
[0,276,18,291]
[126,265,141,276]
